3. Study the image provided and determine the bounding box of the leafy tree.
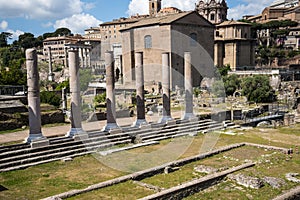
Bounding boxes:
[241,75,275,103]
[0,32,12,47]
[17,33,36,49]
[55,79,70,92]
[223,74,240,96]
[79,69,93,92]
[94,92,106,105]
[40,91,61,107]
[53,28,72,37]
[211,80,226,98]
[218,65,231,77]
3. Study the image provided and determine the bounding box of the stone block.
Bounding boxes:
[30,139,49,148]
[109,128,123,134]
[73,134,89,141]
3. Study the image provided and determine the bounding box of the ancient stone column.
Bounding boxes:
[87,48,91,68]
[182,52,196,121]
[62,87,67,111]
[83,48,88,68]
[25,49,49,146]
[48,47,54,81]
[159,52,174,124]
[64,47,68,68]
[79,48,84,68]
[119,55,124,84]
[103,51,120,132]
[66,48,87,138]
[133,52,148,128]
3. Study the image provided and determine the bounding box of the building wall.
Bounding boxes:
[122,25,171,86]
[171,23,214,87]
[121,16,214,88]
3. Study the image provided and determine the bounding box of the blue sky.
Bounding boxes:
[0,0,275,41]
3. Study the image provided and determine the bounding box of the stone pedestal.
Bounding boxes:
[182,52,197,121]
[133,52,149,128]
[25,49,49,146]
[103,51,121,133]
[158,52,174,124]
[66,48,88,139]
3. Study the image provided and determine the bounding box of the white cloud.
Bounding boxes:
[228,0,274,20]
[0,20,8,30]
[127,0,197,16]
[54,13,102,34]
[0,0,88,20]
[7,29,24,42]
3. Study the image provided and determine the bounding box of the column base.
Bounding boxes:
[132,119,151,129]
[66,128,88,141]
[25,133,49,148]
[102,123,122,134]
[158,116,176,125]
[182,113,198,122]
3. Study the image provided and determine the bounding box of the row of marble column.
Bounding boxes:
[25,49,196,145]
[102,51,197,132]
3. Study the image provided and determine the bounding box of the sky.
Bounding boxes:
[0,0,276,42]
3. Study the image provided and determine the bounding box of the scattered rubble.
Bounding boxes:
[228,173,264,189]
[194,165,218,174]
[262,177,286,189]
[285,173,300,183]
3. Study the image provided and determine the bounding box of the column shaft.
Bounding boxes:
[133,52,148,127]
[159,52,173,124]
[26,49,47,143]
[48,47,54,81]
[103,51,120,132]
[182,52,195,120]
[66,48,86,137]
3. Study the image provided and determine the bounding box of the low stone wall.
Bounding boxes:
[139,163,255,200]
[272,186,300,200]
[43,143,245,199]
[0,110,65,131]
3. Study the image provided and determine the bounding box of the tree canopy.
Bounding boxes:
[0,32,12,47]
[241,75,275,103]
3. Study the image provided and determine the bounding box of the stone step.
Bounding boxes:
[0,119,228,172]
[0,139,132,170]
[0,131,132,159]
[139,120,221,140]
[0,135,132,165]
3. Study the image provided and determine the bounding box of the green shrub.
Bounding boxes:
[40,91,61,107]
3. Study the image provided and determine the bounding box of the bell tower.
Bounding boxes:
[149,0,162,17]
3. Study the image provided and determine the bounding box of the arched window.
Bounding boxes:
[144,35,152,49]
[190,33,197,46]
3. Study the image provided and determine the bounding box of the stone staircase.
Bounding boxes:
[0,118,236,172]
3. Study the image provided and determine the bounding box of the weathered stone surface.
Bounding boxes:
[286,173,300,183]
[194,165,218,174]
[228,173,264,189]
[263,176,286,189]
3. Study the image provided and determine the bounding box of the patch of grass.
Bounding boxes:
[0,155,126,199]
[69,181,155,200]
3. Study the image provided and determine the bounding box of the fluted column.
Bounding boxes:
[66,48,87,138]
[103,51,120,132]
[159,52,173,124]
[25,49,49,146]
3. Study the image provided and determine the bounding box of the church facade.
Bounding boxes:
[195,0,228,24]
